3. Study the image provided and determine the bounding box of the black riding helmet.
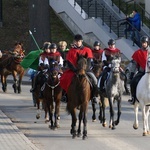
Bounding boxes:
[50,43,57,49]
[108,39,116,45]
[140,36,149,43]
[93,41,101,47]
[74,34,83,41]
[43,43,51,50]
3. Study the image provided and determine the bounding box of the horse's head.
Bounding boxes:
[13,42,25,58]
[92,63,102,78]
[47,59,61,79]
[76,53,88,75]
[110,56,121,73]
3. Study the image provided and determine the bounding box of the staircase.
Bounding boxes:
[75,0,125,37]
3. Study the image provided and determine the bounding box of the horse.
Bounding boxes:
[96,56,123,129]
[42,60,62,129]
[133,50,150,136]
[0,42,25,93]
[67,54,91,140]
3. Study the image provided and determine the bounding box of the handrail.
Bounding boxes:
[74,0,145,47]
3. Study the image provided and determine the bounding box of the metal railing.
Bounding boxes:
[74,0,144,47]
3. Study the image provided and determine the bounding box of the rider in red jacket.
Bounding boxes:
[128,35,150,104]
[60,34,98,103]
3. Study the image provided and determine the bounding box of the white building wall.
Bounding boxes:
[145,0,150,18]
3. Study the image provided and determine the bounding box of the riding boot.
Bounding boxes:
[91,84,99,104]
[30,75,37,92]
[61,91,68,103]
[128,97,135,105]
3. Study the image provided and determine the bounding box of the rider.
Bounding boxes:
[60,34,98,103]
[30,43,63,97]
[92,41,103,65]
[58,41,69,69]
[98,39,121,92]
[128,35,150,105]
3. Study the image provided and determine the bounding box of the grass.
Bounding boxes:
[0,0,74,53]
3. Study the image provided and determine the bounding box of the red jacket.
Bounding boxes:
[132,49,147,70]
[60,46,93,92]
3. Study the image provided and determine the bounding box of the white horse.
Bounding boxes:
[133,50,150,136]
[105,56,123,130]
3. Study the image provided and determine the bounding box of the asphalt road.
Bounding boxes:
[0,83,150,150]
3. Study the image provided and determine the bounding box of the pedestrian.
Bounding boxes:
[127,9,141,47]
[60,34,98,103]
[120,13,134,38]
[128,35,150,105]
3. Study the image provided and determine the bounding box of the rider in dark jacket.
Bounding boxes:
[128,35,150,104]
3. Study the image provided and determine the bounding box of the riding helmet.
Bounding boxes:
[140,35,149,43]
[74,34,83,41]
[43,43,51,50]
[50,43,57,49]
[93,41,101,47]
[108,39,116,45]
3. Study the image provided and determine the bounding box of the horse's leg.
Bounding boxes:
[1,74,7,92]
[92,103,96,122]
[12,71,17,93]
[77,107,83,137]
[82,106,88,140]
[133,102,139,130]
[141,105,148,136]
[145,106,150,134]
[114,97,122,126]
[17,71,24,93]
[49,103,54,129]
[54,99,61,128]
[36,98,41,119]
[70,108,77,139]
[99,96,107,127]
[109,97,115,130]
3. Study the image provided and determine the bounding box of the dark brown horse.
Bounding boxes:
[0,42,25,93]
[42,60,62,129]
[67,54,91,140]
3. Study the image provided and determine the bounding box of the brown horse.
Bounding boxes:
[67,54,91,140]
[42,60,62,129]
[0,42,25,93]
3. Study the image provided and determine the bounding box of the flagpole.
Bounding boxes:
[29,30,41,51]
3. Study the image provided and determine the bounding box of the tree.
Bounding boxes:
[29,0,51,50]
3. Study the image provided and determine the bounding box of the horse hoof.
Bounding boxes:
[102,123,107,127]
[147,131,150,134]
[92,119,96,122]
[72,134,76,139]
[92,115,96,122]
[36,115,40,119]
[45,119,49,123]
[109,125,112,128]
[115,121,119,126]
[133,125,138,130]
[143,132,147,136]
[82,135,88,140]
[111,126,116,130]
